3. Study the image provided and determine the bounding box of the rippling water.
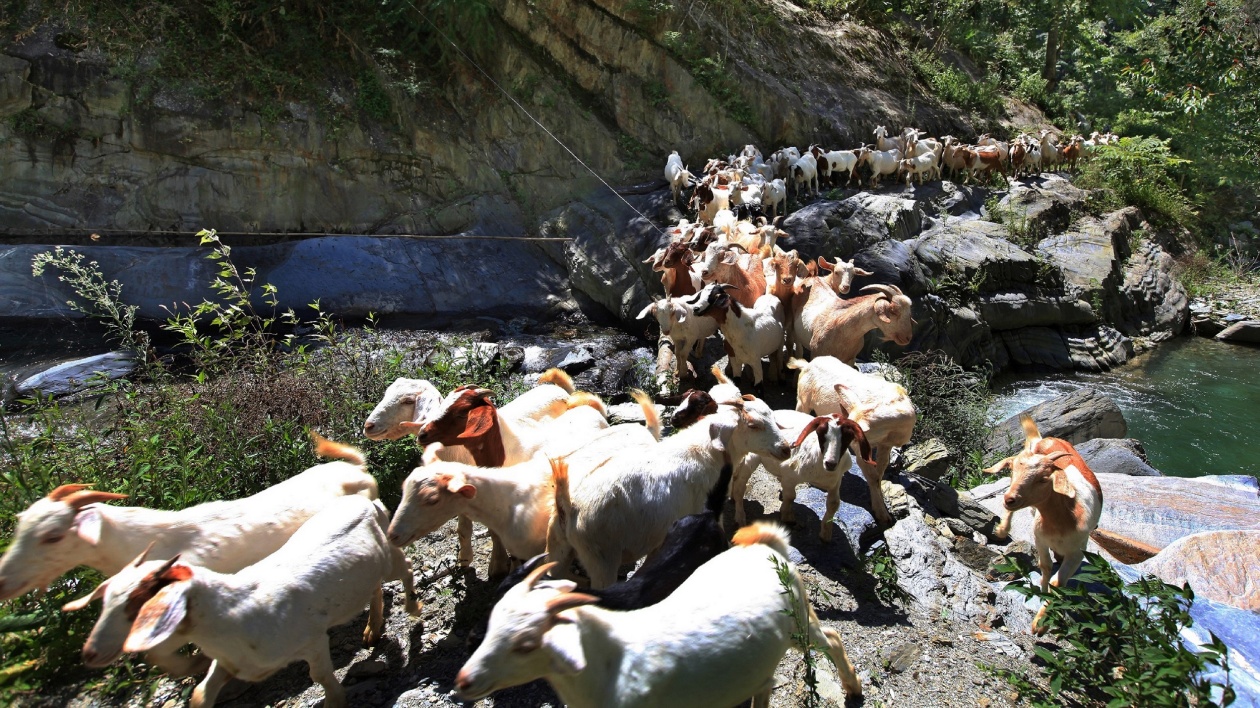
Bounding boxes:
[991,337,1260,478]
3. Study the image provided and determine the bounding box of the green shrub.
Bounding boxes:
[908,50,1002,118]
[1076,136,1198,230]
[994,552,1235,707]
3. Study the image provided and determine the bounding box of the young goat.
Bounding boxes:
[455,523,861,707]
[691,283,786,392]
[70,495,419,708]
[790,357,916,527]
[733,410,873,541]
[0,434,376,607]
[388,394,661,576]
[636,293,718,382]
[984,415,1103,634]
[547,396,791,588]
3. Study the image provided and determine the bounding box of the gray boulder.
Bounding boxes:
[1216,320,1260,345]
[998,174,1087,235]
[1137,530,1260,612]
[780,192,927,259]
[11,351,136,399]
[1119,238,1190,337]
[987,388,1127,457]
[913,220,1040,290]
[849,239,932,298]
[993,324,1132,372]
[1074,438,1162,477]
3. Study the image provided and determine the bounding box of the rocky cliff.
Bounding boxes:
[1,0,988,236]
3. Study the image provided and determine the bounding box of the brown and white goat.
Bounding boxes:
[985,415,1103,634]
[791,283,914,365]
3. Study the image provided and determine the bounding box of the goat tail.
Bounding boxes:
[732,521,791,558]
[539,368,576,394]
[550,458,571,531]
[629,389,662,441]
[710,364,733,385]
[311,431,367,467]
[1019,414,1043,448]
[786,357,810,371]
[566,391,608,418]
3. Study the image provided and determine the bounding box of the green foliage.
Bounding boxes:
[2,232,524,699]
[15,0,495,125]
[661,31,755,129]
[877,351,993,487]
[355,69,393,122]
[7,108,78,143]
[1076,137,1197,230]
[863,543,907,607]
[908,50,1001,117]
[996,552,1236,706]
[30,248,148,355]
[771,555,823,706]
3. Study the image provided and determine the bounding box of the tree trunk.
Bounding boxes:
[1043,22,1061,90]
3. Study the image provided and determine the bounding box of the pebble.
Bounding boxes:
[887,642,923,673]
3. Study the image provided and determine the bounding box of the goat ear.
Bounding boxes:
[1051,469,1076,499]
[721,250,739,265]
[71,507,103,546]
[840,420,875,466]
[855,267,875,277]
[877,300,893,324]
[397,421,424,434]
[792,417,828,449]
[708,421,733,453]
[445,474,477,499]
[123,581,190,653]
[816,256,834,273]
[543,621,587,675]
[635,303,656,320]
[457,406,496,439]
[62,579,109,612]
[983,457,1014,475]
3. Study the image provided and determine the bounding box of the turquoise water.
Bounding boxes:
[991,336,1260,478]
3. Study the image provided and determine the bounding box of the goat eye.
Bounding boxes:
[513,640,540,654]
[42,534,65,544]
[400,395,416,405]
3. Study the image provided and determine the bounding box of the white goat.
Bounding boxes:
[790,152,819,198]
[547,397,792,588]
[733,410,873,541]
[761,178,787,218]
[636,294,719,381]
[454,523,862,707]
[859,146,902,187]
[691,283,786,391]
[789,356,916,527]
[819,149,860,187]
[73,495,419,708]
[664,151,695,204]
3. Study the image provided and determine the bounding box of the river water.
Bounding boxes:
[991,336,1260,479]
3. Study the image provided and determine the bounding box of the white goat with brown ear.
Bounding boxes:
[985,415,1103,634]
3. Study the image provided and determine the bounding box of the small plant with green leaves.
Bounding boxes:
[994,552,1236,707]
[863,543,908,607]
[31,247,149,356]
[771,555,823,706]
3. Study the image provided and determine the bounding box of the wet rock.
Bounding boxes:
[1216,320,1260,345]
[1138,530,1260,612]
[795,483,878,569]
[987,388,1127,457]
[1119,237,1190,337]
[12,351,136,399]
[1074,438,1161,477]
[849,239,932,297]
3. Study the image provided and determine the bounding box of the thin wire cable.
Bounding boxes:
[404,1,666,235]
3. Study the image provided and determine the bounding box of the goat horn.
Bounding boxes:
[1043,450,1071,462]
[48,483,91,501]
[859,284,900,299]
[131,541,158,567]
[545,592,600,615]
[523,561,558,589]
[725,243,749,253]
[64,490,129,509]
[155,553,182,577]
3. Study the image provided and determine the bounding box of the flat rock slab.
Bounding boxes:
[973,473,1260,555]
[1137,530,1260,612]
[1074,437,1162,477]
[1216,320,1260,345]
[12,351,135,398]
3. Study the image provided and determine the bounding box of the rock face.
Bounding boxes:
[1137,530,1260,612]
[986,389,1127,457]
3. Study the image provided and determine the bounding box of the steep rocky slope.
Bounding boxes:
[1,0,996,236]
